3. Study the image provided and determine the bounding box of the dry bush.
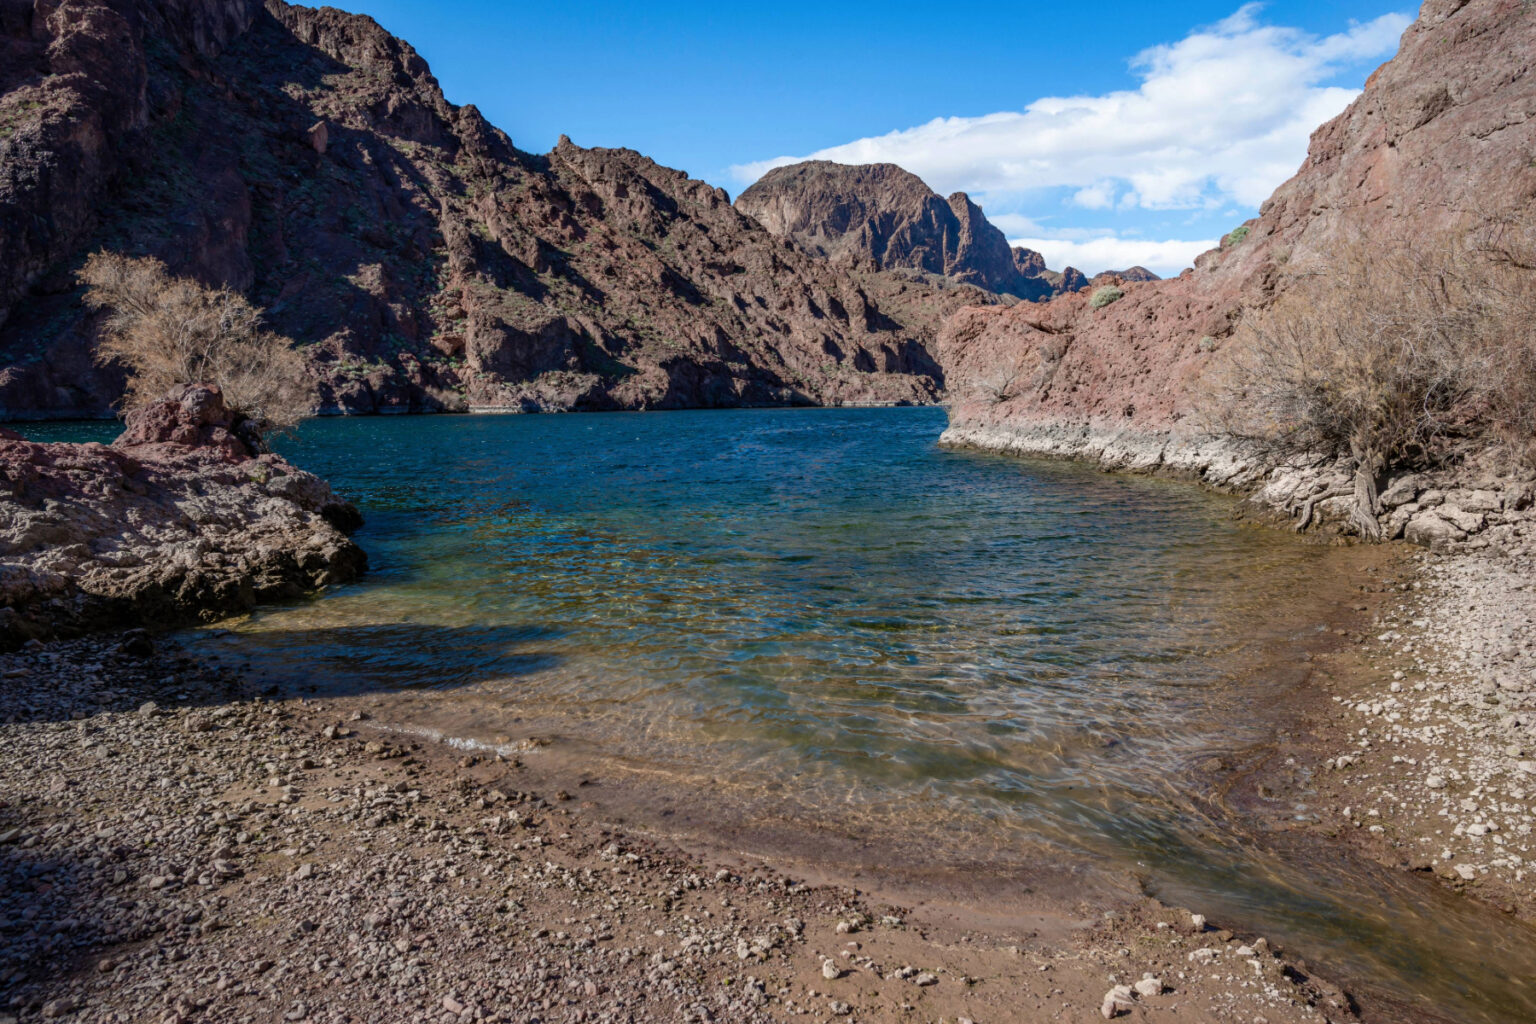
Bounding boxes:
[974,358,1025,405]
[80,252,313,437]
[1213,224,1536,537]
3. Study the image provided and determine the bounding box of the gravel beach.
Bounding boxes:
[1252,543,1536,922]
[0,634,1363,1024]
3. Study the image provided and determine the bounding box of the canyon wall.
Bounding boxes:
[0,0,953,417]
[938,0,1536,490]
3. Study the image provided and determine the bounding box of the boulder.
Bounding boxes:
[1378,474,1421,508]
[0,389,365,649]
[1404,511,1467,551]
[114,384,256,459]
[1437,504,1485,534]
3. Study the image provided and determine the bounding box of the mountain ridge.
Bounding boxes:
[735,160,1152,301]
[0,0,969,418]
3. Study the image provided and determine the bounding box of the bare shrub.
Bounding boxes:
[80,252,313,437]
[1467,217,1536,460]
[1212,225,1536,537]
[974,358,1025,404]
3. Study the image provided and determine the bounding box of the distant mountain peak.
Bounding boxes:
[735,161,1147,300]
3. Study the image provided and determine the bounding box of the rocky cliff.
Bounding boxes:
[0,384,365,648]
[939,0,1536,504]
[0,0,947,418]
[735,161,1102,301]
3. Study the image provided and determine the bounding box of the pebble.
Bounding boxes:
[1100,983,1135,1019]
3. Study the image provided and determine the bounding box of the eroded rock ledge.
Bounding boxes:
[939,417,1536,556]
[0,386,365,647]
[936,0,1536,556]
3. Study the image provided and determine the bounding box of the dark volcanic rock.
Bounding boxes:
[0,1,944,418]
[0,386,365,648]
[735,161,1079,301]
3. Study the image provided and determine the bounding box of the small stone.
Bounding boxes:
[1101,984,1135,1019]
[1134,976,1163,997]
[1426,775,1447,790]
[442,995,466,1015]
[1190,913,1207,931]
[822,959,841,980]
[913,972,939,986]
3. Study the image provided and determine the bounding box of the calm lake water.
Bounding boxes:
[21,407,1536,1022]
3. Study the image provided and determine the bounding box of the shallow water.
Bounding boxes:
[21,408,1536,1021]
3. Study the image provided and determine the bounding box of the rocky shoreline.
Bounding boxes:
[0,631,1369,1024]
[3,390,1533,1021]
[0,387,364,650]
[1243,543,1536,924]
[940,416,1536,556]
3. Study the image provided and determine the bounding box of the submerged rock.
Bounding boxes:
[0,386,364,648]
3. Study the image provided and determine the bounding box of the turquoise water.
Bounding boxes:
[18,408,1536,1021]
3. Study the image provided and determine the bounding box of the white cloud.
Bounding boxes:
[730,5,1412,213]
[1008,234,1217,278]
[1072,181,1117,210]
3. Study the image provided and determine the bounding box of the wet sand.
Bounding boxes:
[0,633,1359,1024]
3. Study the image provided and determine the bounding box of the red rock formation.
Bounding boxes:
[0,1,944,418]
[114,384,260,460]
[940,0,1535,485]
[0,385,365,647]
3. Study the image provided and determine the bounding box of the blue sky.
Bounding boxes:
[338,1,1414,275]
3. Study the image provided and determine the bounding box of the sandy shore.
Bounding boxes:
[0,633,1366,1024]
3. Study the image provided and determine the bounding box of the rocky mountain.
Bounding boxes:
[0,0,953,418]
[939,0,1534,487]
[735,161,1099,301]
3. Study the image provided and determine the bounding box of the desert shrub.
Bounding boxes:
[973,358,1025,405]
[1089,285,1123,309]
[1223,224,1251,248]
[80,252,313,437]
[1212,225,1536,537]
